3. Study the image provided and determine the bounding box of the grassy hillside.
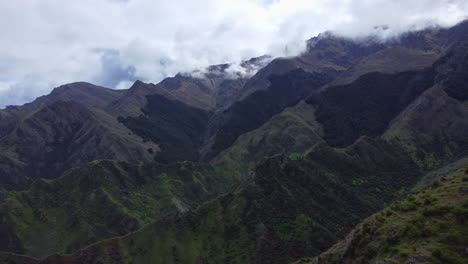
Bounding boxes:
[0,21,467,264]
[27,136,420,264]
[295,167,468,264]
[0,160,226,259]
[211,101,325,182]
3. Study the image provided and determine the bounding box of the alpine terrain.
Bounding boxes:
[0,18,467,264]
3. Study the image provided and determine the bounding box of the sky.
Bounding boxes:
[0,0,467,108]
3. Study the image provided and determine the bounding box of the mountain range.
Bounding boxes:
[0,21,467,264]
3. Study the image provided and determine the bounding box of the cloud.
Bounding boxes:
[0,0,467,108]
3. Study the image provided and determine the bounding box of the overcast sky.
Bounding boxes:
[0,0,467,108]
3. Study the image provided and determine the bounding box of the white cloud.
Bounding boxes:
[0,0,467,108]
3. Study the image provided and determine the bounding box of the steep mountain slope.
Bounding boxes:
[384,38,468,170]
[0,159,227,259]
[295,167,468,264]
[2,23,465,193]
[199,33,391,159]
[304,37,468,166]
[0,82,123,138]
[201,22,468,161]
[0,101,157,192]
[109,60,262,118]
[307,69,435,148]
[332,20,468,86]
[0,21,467,264]
[211,101,325,180]
[0,66,249,191]
[210,25,468,182]
[4,82,124,114]
[108,79,218,118]
[203,69,334,160]
[118,94,211,163]
[234,33,385,102]
[22,136,420,264]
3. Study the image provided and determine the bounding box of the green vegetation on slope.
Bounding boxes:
[1,21,467,264]
[0,160,226,259]
[211,101,325,183]
[207,69,334,159]
[295,167,468,264]
[32,136,420,264]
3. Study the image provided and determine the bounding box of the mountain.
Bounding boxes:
[0,82,124,138]
[212,23,468,184]
[2,22,466,193]
[4,82,125,113]
[294,167,468,264]
[383,37,468,170]
[118,93,211,163]
[330,20,468,86]
[109,58,268,118]
[200,21,468,161]
[8,137,419,264]
[0,101,158,193]
[0,159,228,259]
[0,59,259,192]
[0,21,467,264]
[202,69,335,160]
[210,101,326,181]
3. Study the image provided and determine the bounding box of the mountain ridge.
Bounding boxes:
[0,21,466,264]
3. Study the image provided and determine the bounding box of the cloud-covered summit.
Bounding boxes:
[0,0,467,108]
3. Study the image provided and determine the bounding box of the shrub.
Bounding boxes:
[422,195,435,205]
[404,223,424,238]
[431,248,456,263]
[365,241,379,259]
[391,200,417,212]
[352,178,367,186]
[422,205,452,217]
[289,152,305,161]
[453,207,468,223]
[440,230,463,245]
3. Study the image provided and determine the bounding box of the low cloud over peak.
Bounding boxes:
[0,0,467,108]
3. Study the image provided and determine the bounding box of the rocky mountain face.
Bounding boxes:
[0,21,467,264]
